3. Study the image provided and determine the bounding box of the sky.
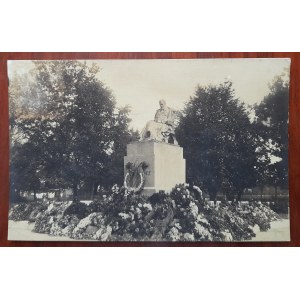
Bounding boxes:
[8,58,290,132]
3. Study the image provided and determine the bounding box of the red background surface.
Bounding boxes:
[0,52,299,247]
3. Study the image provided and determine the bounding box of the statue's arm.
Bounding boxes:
[165,108,176,126]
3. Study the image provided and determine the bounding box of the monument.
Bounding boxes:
[124,100,186,195]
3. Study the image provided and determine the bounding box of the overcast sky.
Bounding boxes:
[8,58,290,132]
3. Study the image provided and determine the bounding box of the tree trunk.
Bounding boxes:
[209,192,217,205]
[275,185,278,200]
[90,182,95,200]
[73,183,78,202]
[237,190,243,201]
[33,189,37,201]
[260,185,263,200]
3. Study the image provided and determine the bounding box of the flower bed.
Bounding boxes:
[9,184,280,241]
[9,201,48,222]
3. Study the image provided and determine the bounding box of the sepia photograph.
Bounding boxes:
[7,58,290,242]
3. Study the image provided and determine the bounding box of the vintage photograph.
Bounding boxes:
[7,58,290,242]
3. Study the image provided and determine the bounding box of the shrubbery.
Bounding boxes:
[9,184,281,241]
[9,201,47,222]
[64,201,90,219]
[269,198,289,215]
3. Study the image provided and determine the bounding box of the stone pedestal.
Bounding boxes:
[124,141,186,195]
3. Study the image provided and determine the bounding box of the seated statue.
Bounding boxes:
[140,99,178,144]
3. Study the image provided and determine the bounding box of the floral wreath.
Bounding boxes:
[124,161,149,193]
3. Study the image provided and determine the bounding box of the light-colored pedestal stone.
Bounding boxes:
[124,141,186,195]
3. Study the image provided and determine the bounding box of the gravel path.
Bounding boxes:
[8,221,73,241]
[250,219,290,241]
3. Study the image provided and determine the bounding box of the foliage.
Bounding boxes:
[9,61,138,201]
[33,202,73,234]
[10,142,42,202]
[253,76,289,190]
[9,201,47,222]
[10,184,281,242]
[269,197,289,215]
[64,201,90,219]
[9,193,28,204]
[8,201,47,222]
[176,81,257,200]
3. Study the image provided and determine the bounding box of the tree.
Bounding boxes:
[104,106,139,187]
[253,76,289,194]
[10,143,41,201]
[176,81,257,201]
[9,60,137,201]
[9,72,45,201]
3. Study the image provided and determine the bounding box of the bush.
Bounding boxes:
[269,199,289,215]
[9,194,28,204]
[9,201,47,222]
[64,201,90,219]
[33,202,71,233]
[10,183,282,242]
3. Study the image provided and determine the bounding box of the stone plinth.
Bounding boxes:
[124,141,186,195]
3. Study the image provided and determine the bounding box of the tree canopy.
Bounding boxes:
[9,62,289,203]
[253,76,289,191]
[9,60,137,201]
[176,81,257,201]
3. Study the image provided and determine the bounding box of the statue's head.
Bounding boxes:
[159,99,166,109]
